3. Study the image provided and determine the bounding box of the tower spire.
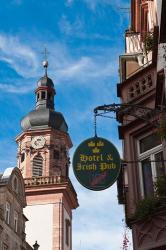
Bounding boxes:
[43,60,48,77]
[42,47,49,77]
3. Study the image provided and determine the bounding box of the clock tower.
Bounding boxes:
[16,61,79,250]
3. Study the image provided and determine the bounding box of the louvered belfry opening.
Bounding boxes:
[32,155,43,176]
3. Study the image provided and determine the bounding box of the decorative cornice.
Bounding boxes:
[24,176,79,209]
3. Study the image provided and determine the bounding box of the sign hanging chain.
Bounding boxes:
[94,112,97,137]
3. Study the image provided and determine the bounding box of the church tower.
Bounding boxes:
[16,61,79,250]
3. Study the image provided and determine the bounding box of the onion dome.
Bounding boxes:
[21,109,68,132]
[37,76,54,88]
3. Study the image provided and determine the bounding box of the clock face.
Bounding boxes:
[31,136,45,149]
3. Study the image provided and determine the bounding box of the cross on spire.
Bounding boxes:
[42,47,49,61]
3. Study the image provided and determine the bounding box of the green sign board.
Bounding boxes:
[73,136,121,191]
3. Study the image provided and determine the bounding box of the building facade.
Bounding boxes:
[117,0,166,249]
[0,167,33,250]
[16,62,78,250]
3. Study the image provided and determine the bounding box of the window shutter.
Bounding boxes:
[33,155,43,176]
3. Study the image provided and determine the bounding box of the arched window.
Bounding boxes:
[21,152,25,162]
[5,202,10,224]
[13,177,18,192]
[41,91,46,99]
[32,155,43,177]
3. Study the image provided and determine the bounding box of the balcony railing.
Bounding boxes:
[118,65,156,104]
[126,31,142,54]
[24,176,67,187]
[120,31,153,82]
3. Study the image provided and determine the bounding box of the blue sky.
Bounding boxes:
[0,0,132,249]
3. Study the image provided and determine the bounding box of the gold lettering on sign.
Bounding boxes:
[80,154,104,162]
[96,141,104,147]
[76,163,97,171]
[100,162,116,171]
[88,141,95,147]
[107,154,113,160]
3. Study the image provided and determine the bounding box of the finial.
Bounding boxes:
[33,241,40,250]
[42,47,49,77]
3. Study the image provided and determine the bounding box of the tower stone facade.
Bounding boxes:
[16,62,78,250]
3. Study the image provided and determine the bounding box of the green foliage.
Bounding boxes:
[144,33,154,52]
[155,175,166,197]
[134,197,161,221]
[163,45,166,62]
[132,176,166,221]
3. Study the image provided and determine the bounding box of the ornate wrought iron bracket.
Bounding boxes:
[94,103,163,128]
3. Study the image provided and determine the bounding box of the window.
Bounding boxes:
[160,0,166,43]
[139,133,161,153]
[41,91,46,99]
[21,152,25,162]
[5,202,10,225]
[14,211,18,232]
[32,155,43,176]
[13,177,18,192]
[53,150,60,160]
[65,219,71,246]
[138,134,165,197]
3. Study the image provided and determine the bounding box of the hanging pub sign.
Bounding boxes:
[73,136,121,191]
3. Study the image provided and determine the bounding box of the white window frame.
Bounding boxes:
[5,202,10,225]
[137,135,163,198]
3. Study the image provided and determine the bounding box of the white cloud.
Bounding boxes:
[73,229,125,250]
[55,53,118,83]
[0,82,34,94]
[59,15,114,41]
[0,34,38,78]
[59,15,84,36]
[0,34,120,99]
